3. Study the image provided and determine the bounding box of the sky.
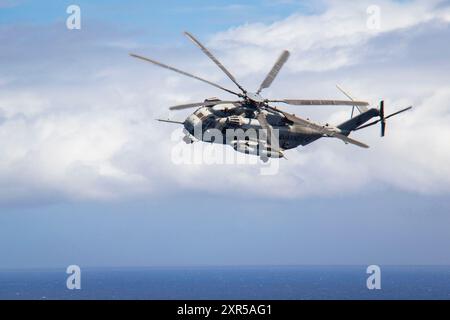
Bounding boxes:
[0,0,450,269]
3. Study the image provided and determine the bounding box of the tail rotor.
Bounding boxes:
[380,100,386,137]
[354,100,412,135]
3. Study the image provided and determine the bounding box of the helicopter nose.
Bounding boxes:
[183,114,201,135]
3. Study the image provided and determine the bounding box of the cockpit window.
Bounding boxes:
[196,112,205,119]
[202,116,215,130]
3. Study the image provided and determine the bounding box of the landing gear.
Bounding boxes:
[183,135,194,144]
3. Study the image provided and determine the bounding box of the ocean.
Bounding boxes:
[0,266,449,300]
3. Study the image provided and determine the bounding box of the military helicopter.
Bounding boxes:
[130,32,412,162]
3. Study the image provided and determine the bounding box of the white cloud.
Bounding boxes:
[209,0,450,73]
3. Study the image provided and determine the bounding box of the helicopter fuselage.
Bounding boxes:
[182,104,323,157]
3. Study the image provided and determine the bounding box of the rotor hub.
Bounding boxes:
[246,92,266,104]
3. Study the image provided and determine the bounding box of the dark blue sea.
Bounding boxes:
[0,266,449,300]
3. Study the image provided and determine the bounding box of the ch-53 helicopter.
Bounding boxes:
[130,32,412,162]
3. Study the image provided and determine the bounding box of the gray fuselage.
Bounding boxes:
[183,103,323,151]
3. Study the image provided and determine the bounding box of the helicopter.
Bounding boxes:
[130,32,412,162]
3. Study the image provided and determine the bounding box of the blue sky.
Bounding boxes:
[2,192,450,268]
[0,0,322,39]
[0,0,450,269]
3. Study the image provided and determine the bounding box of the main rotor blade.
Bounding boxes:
[129,53,241,97]
[184,32,247,94]
[335,84,355,101]
[265,105,328,132]
[268,99,369,107]
[157,119,184,124]
[257,50,290,94]
[336,84,367,113]
[333,133,369,148]
[256,112,279,148]
[265,106,369,148]
[169,100,240,111]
